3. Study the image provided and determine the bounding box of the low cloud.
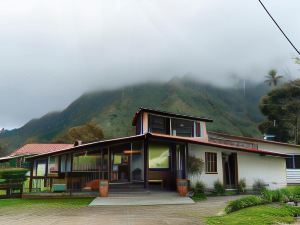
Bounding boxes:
[0,0,299,128]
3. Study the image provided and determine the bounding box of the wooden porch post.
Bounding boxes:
[29,160,34,192]
[144,137,149,189]
[184,143,188,179]
[108,147,111,182]
[70,153,73,196]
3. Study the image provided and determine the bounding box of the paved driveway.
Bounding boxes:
[0,196,240,225]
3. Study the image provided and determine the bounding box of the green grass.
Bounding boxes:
[207,204,300,225]
[0,198,93,208]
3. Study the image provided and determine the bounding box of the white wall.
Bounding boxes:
[188,144,223,189]
[188,144,287,190]
[237,151,287,189]
[257,142,300,154]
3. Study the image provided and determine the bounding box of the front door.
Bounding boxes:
[222,153,238,189]
[110,150,130,183]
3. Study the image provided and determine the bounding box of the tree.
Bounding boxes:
[56,123,104,143]
[259,79,300,144]
[264,69,283,87]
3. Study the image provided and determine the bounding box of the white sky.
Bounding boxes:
[0,0,299,129]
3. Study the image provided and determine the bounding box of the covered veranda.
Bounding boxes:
[25,133,188,195]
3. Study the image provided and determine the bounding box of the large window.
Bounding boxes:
[34,160,47,176]
[171,118,194,137]
[73,151,101,171]
[148,115,168,134]
[149,143,169,169]
[205,152,217,173]
[286,155,300,169]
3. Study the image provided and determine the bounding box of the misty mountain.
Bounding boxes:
[0,77,268,156]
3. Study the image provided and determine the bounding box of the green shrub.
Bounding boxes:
[261,189,282,202]
[214,180,225,195]
[237,178,246,193]
[194,181,206,194]
[192,193,207,201]
[260,187,300,203]
[0,168,29,182]
[225,196,266,213]
[252,179,266,193]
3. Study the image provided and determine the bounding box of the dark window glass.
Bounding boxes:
[286,157,294,169]
[149,115,167,134]
[136,114,142,135]
[196,122,201,137]
[295,156,300,169]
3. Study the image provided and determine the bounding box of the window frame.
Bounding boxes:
[205,152,218,174]
[286,155,300,169]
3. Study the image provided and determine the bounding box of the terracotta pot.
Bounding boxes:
[99,180,109,197]
[177,179,188,197]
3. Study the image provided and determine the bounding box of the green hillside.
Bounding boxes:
[0,77,268,156]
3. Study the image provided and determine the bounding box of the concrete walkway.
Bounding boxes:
[0,195,242,225]
[89,192,194,206]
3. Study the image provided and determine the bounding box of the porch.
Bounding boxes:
[26,136,188,195]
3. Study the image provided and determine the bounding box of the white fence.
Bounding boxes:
[287,169,300,184]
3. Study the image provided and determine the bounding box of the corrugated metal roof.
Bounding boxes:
[148,133,288,157]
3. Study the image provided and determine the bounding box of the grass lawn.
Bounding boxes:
[207,204,300,225]
[0,197,94,208]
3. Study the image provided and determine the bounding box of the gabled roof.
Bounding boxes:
[132,107,213,126]
[10,143,74,157]
[26,134,146,159]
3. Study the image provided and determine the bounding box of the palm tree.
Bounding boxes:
[264,69,283,87]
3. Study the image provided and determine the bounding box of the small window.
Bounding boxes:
[195,122,201,137]
[286,155,300,169]
[205,152,217,173]
[286,156,293,169]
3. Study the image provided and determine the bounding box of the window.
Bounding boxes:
[48,156,59,175]
[205,152,217,173]
[58,154,71,172]
[286,155,300,169]
[72,152,101,171]
[34,160,47,176]
[149,115,168,134]
[171,118,194,137]
[136,114,142,135]
[149,143,169,169]
[195,122,205,137]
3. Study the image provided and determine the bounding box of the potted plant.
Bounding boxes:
[99,179,109,197]
[177,179,189,196]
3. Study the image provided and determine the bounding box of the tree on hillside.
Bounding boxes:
[56,123,104,143]
[264,69,283,87]
[258,80,300,144]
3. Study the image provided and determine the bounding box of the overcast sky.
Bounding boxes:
[0,0,299,129]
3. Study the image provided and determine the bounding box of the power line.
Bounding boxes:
[258,0,300,55]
